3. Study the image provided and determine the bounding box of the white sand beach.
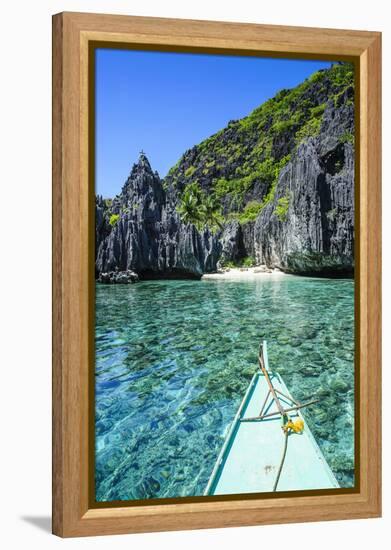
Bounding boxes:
[201,266,290,280]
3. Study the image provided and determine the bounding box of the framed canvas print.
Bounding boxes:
[52,12,381,537]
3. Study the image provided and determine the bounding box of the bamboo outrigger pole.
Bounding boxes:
[258,343,286,417]
[240,342,319,423]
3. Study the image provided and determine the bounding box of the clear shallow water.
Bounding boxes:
[95,277,354,502]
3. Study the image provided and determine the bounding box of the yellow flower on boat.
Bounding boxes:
[284,418,304,434]
[292,418,304,433]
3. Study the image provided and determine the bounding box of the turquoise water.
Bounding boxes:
[95,276,355,502]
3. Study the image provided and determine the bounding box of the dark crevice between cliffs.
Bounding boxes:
[316,172,332,255]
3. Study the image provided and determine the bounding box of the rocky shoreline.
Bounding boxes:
[98,269,139,284]
[95,266,289,284]
[202,266,289,280]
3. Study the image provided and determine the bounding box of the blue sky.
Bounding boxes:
[96,49,332,197]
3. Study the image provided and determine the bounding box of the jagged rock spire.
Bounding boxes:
[123,150,155,182]
[135,150,152,172]
[118,150,164,210]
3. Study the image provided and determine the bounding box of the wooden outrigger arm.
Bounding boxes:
[240,341,319,423]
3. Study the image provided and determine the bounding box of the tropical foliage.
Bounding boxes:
[177,182,223,233]
[274,194,290,222]
[109,213,120,227]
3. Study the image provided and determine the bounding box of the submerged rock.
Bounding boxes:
[98,270,139,284]
[330,377,350,393]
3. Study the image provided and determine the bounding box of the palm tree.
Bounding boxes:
[200,195,224,232]
[176,186,204,230]
[177,183,224,234]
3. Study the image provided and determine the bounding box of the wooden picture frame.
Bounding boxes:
[52,11,381,537]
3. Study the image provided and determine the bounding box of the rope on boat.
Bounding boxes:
[273,417,305,492]
[255,341,307,492]
[273,430,289,492]
[239,341,316,492]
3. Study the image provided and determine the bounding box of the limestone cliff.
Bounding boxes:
[95,154,220,279]
[96,62,355,279]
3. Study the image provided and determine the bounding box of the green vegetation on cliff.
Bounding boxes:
[168,62,354,230]
[274,194,291,222]
[109,213,120,227]
[176,182,223,233]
